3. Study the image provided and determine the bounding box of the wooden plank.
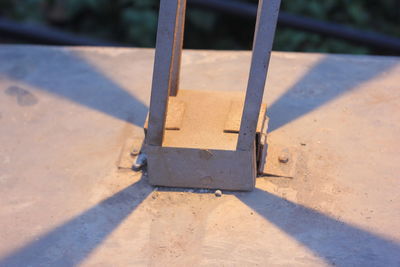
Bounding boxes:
[237,0,281,151]
[146,0,182,146]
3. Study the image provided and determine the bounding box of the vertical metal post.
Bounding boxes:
[146,0,184,146]
[170,0,187,96]
[236,0,281,151]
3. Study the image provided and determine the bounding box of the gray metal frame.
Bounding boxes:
[146,0,281,150]
[237,0,281,151]
[146,0,186,146]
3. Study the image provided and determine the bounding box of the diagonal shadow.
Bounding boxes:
[237,188,400,266]
[0,46,148,127]
[0,47,398,266]
[268,56,398,131]
[0,176,153,267]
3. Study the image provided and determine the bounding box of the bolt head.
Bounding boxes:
[278,154,289,163]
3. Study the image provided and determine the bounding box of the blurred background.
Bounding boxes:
[0,0,399,55]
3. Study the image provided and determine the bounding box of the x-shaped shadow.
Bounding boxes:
[1,178,399,266]
[0,47,399,266]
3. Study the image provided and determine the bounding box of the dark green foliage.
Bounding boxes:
[1,0,399,54]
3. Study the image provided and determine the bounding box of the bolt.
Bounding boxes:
[278,149,290,163]
[132,153,147,171]
[279,155,289,163]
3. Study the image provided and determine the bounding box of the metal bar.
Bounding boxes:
[0,17,120,47]
[237,0,281,151]
[146,0,183,146]
[278,12,400,54]
[170,0,187,96]
[188,0,400,54]
[3,1,399,54]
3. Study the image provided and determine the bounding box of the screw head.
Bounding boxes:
[278,149,289,163]
[278,155,289,163]
[278,148,290,163]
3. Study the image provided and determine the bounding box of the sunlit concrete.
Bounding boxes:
[0,45,399,266]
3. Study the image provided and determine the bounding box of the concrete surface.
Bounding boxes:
[0,45,399,266]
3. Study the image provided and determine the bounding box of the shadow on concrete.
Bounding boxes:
[1,47,399,265]
[0,46,148,127]
[237,188,400,266]
[268,56,398,132]
[3,184,398,266]
[0,176,152,267]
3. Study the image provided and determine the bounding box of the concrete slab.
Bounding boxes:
[0,45,399,266]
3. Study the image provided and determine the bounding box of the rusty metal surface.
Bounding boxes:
[0,46,399,266]
[160,89,243,151]
[224,101,267,133]
[144,97,185,131]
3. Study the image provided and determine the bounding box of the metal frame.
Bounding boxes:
[147,0,280,150]
[144,0,281,190]
[147,0,187,146]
